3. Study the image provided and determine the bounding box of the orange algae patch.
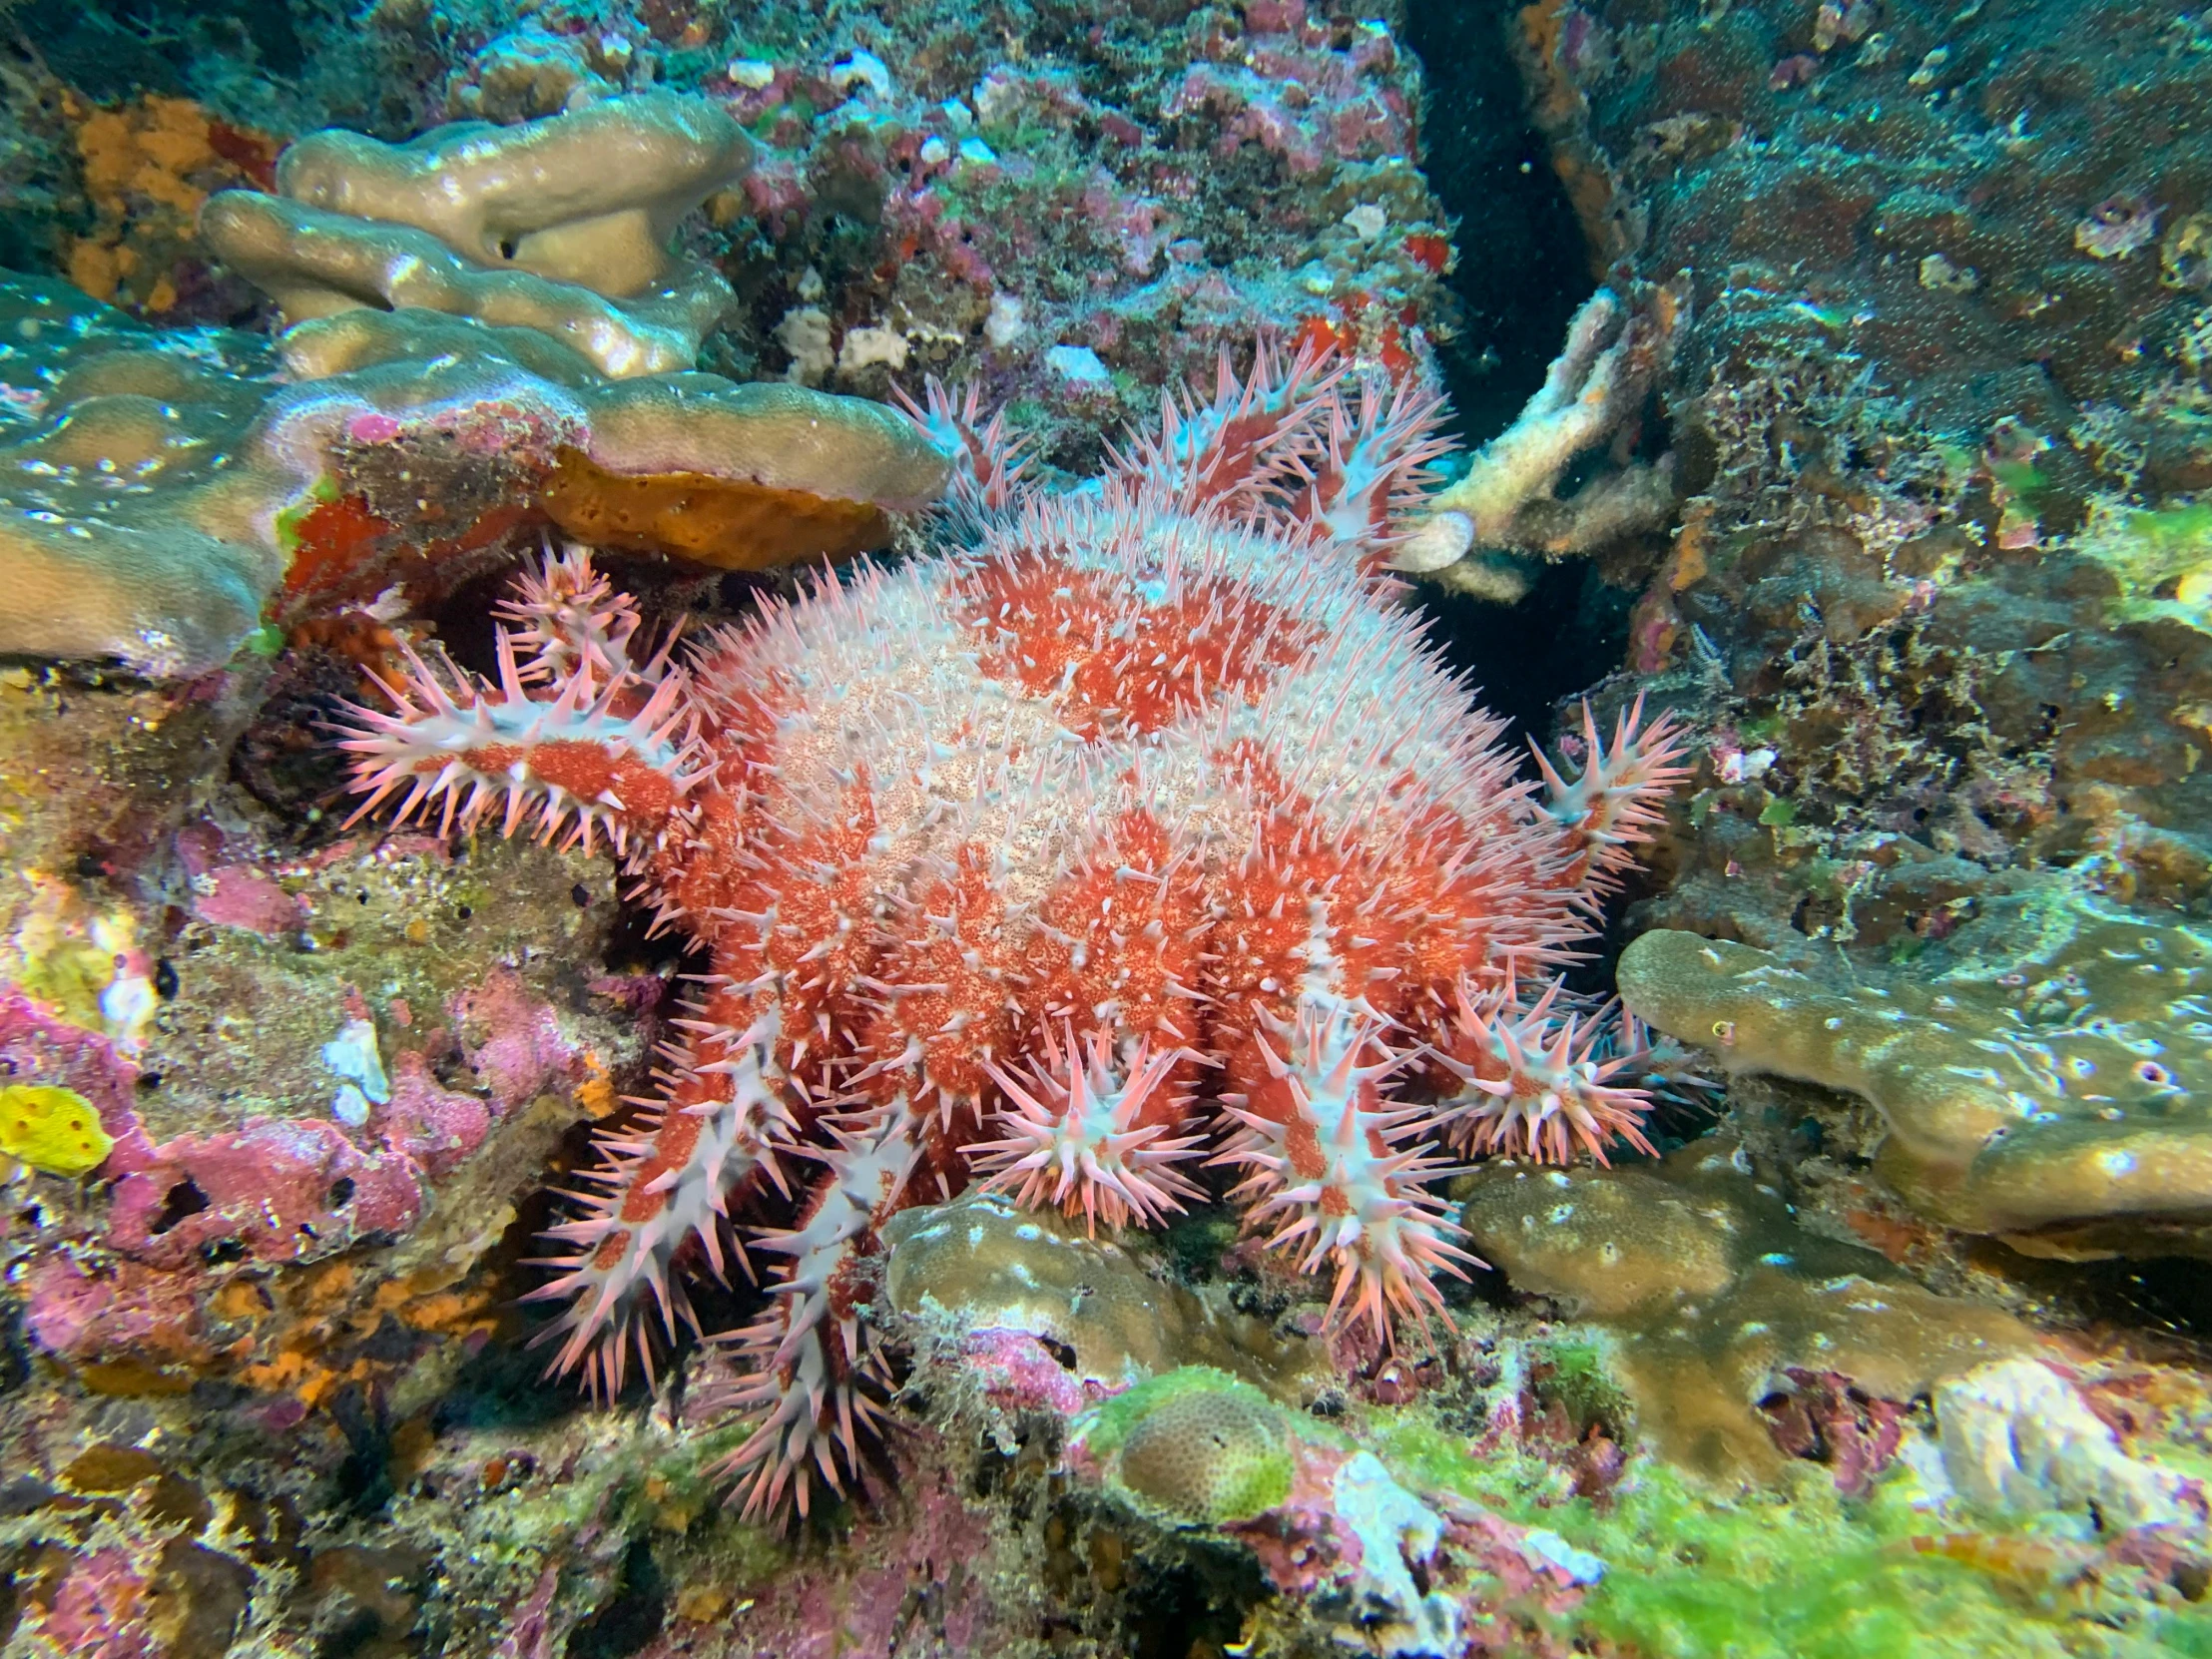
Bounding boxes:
[282,493,544,609]
[1291,295,1419,382]
[63,93,276,313]
[579,1055,617,1118]
[281,494,398,601]
[543,446,891,569]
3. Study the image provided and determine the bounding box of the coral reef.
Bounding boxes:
[880,1184,1327,1402]
[1070,1367,1510,1655]
[337,346,1684,1520]
[1507,0,2212,907]
[5,0,1465,465]
[1460,1133,2037,1479]
[0,822,657,1395]
[2,94,947,678]
[1619,879,2212,1253]
[13,0,2212,1653]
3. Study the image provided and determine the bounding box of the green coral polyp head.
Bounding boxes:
[1081,1368,1295,1526]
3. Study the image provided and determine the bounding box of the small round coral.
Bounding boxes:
[1091,1370,1295,1526]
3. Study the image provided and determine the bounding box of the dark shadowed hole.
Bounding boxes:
[1127,1549,1267,1659]
[150,1179,211,1236]
[1400,0,1629,753]
[1404,0,1596,441]
[1421,559,1640,759]
[568,1538,666,1659]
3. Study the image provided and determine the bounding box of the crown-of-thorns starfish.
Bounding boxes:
[336,338,1687,1520]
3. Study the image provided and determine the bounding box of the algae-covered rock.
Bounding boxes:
[1068,1369,1484,1655]
[1619,882,2212,1252]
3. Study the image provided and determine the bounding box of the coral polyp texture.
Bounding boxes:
[337,345,1686,1521]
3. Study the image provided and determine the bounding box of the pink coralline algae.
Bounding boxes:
[21,1254,206,1364]
[1167,3,1411,178]
[15,1547,160,1659]
[337,343,1686,1520]
[377,1052,492,1180]
[1,958,589,1365]
[454,967,586,1116]
[105,1115,425,1267]
[0,987,140,1127]
[178,824,306,939]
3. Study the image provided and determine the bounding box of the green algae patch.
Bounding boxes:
[1547,1462,2212,1659]
[2081,501,2212,635]
[1075,1367,1298,1526]
[1558,1466,2018,1658]
[1529,1335,1637,1438]
[1363,1385,2212,1659]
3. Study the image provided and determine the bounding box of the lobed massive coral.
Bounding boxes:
[0,95,948,677]
[1620,883,2212,1254]
[200,89,753,379]
[336,343,1684,1522]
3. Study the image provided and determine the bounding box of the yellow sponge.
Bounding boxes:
[0,1084,116,1177]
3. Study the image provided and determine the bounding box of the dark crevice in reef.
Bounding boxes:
[1422,557,1640,757]
[1404,0,1631,749]
[567,1538,668,1659]
[1981,1249,2212,1351]
[1404,0,1595,444]
[1126,1549,1268,1659]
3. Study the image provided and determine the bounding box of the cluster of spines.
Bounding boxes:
[519,1010,796,1398]
[1436,978,1658,1167]
[337,558,704,858]
[1535,695,1689,894]
[890,378,1032,533]
[971,1024,1206,1235]
[700,1096,922,1520]
[1216,1000,1479,1344]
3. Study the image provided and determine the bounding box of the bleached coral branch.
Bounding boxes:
[1397,277,1689,596]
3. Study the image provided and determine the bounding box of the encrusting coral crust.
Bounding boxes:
[334,342,1686,1522]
